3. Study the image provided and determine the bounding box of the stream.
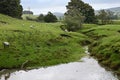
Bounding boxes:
[0,47,119,80]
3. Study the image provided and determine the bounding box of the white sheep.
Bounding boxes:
[65,29,68,32]
[30,25,34,28]
[3,42,10,48]
[22,24,24,26]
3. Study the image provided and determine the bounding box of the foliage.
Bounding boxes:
[65,0,97,24]
[0,0,23,18]
[44,12,57,23]
[23,10,33,15]
[97,10,118,25]
[64,8,84,31]
[37,14,44,22]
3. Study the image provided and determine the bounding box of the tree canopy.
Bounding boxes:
[0,0,23,18]
[66,0,97,23]
[64,0,97,31]
[64,8,84,31]
[44,12,57,23]
[37,14,44,22]
[97,10,117,24]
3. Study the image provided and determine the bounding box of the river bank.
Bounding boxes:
[80,24,120,76]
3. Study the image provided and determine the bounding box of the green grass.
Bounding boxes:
[82,23,120,75]
[0,14,88,69]
[22,14,38,20]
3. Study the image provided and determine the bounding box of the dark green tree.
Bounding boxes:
[66,0,97,23]
[37,14,44,22]
[44,12,57,23]
[0,0,23,18]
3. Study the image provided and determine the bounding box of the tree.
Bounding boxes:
[66,0,97,23]
[97,10,115,24]
[37,14,44,22]
[44,12,57,23]
[106,10,118,20]
[0,0,23,18]
[64,8,84,31]
[97,10,107,24]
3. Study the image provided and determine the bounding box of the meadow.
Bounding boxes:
[0,14,88,69]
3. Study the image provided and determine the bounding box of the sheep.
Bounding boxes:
[5,73,10,80]
[30,25,34,28]
[3,42,10,49]
[65,29,68,32]
[22,24,24,26]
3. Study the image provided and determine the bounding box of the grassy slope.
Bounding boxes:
[0,14,88,69]
[22,14,38,20]
[81,23,120,75]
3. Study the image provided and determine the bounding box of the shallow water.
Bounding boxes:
[0,47,119,80]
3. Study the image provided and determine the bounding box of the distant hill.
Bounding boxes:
[107,7,120,12]
[106,7,120,16]
[95,7,120,17]
[53,12,64,18]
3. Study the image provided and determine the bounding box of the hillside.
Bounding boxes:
[95,7,120,17]
[80,22,120,75]
[107,7,120,12]
[0,14,88,69]
[53,12,64,18]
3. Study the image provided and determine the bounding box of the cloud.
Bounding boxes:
[82,0,120,10]
[83,0,120,4]
[91,3,120,10]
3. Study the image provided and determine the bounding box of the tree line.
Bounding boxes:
[26,12,58,23]
[96,10,118,25]
[37,12,57,22]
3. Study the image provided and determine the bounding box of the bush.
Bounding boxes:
[44,12,57,23]
[64,9,84,31]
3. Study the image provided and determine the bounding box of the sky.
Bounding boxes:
[21,0,120,14]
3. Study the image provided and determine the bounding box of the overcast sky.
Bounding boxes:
[21,0,120,14]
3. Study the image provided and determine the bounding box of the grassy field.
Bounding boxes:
[0,14,88,69]
[81,23,120,75]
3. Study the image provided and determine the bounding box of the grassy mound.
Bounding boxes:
[0,14,88,69]
[82,24,120,75]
